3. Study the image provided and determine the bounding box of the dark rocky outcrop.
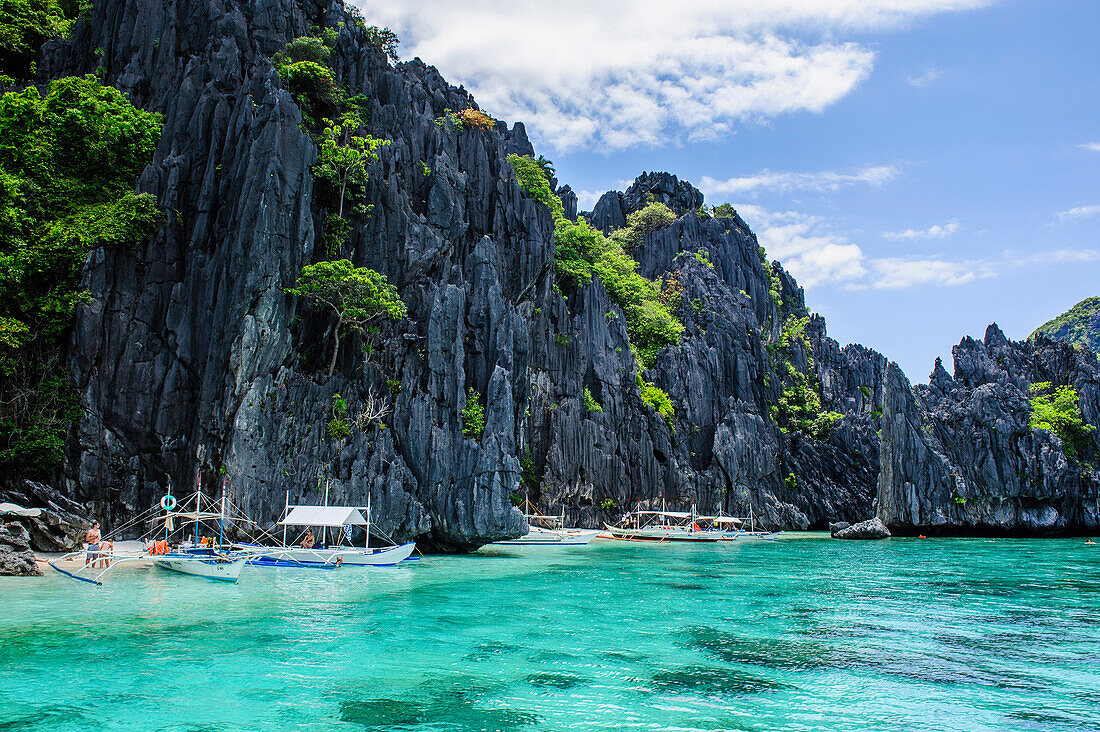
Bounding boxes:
[878,325,1100,535]
[19,0,1096,549]
[0,481,93,552]
[833,516,890,540]
[0,522,41,576]
[586,172,704,234]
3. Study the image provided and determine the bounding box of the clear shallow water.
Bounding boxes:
[1,535,1098,732]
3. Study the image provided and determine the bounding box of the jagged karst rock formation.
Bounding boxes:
[17,0,1097,547]
[0,522,41,576]
[0,481,92,552]
[587,172,705,233]
[878,325,1100,534]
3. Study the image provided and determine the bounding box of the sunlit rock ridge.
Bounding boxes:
[35,0,1099,546]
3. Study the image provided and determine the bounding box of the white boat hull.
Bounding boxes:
[495,528,600,546]
[153,553,247,582]
[737,531,780,541]
[246,542,417,567]
[602,524,722,542]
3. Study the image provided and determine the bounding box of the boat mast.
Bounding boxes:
[323,479,330,548]
[282,490,289,548]
[218,476,226,549]
[164,480,172,542]
[365,493,371,550]
[193,475,202,547]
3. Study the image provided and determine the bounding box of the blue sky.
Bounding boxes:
[354,0,1099,380]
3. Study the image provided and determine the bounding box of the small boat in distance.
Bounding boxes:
[602,509,723,543]
[493,501,600,546]
[734,507,780,541]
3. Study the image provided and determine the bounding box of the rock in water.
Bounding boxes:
[829,522,850,537]
[0,522,42,576]
[834,517,891,540]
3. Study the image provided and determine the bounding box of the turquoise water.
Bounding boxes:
[2,535,1098,731]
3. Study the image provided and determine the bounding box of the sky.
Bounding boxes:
[351,0,1100,381]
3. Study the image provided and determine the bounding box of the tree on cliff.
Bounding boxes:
[1029,381,1095,460]
[0,74,162,475]
[312,115,389,256]
[314,115,390,220]
[0,0,83,79]
[287,259,406,376]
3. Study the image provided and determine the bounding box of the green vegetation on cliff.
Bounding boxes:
[507,154,681,370]
[0,0,87,79]
[1030,296,1100,356]
[312,115,389,256]
[508,153,681,425]
[770,315,842,440]
[286,259,406,377]
[0,75,162,475]
[1028,381,1095,460]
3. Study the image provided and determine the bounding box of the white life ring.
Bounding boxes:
[161,494,177,511]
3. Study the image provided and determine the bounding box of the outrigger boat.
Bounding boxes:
[603,509,723,543]
[493,500,600,546]
[734,507,780,541]
[694,513,744,540]
[239,493,416,567]
[48,487,249,586]
[150,490,249,581]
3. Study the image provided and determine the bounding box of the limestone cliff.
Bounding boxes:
[878,326,1100,534]
[17,0,1096,546]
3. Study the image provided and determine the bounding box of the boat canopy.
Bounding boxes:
[632,510,692,518]
[281,506,368,527]
[166,511,227,521]
[697,515,743,525]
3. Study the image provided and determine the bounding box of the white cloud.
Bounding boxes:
[733,205,991,290]
[883,220,960,240]
[574,190,604,211]
[867,258,989,289]
[351,0,993,151]
[1056,205,1100,222]
[1079,142,1100,153]
[1005,248,1100,266]
[699,164,899,196]
[907,68,941,87]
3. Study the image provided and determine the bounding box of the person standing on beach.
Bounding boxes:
[85,521,113,568]
[85,522,102,567]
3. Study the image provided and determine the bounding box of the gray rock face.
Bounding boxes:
[586,172,704,233]
[30,0,885,549]
[0,522,41,576]
[29,0,1093,547]
[878,325,1100,535]
[834,516,890,540]
[0,481,93,552]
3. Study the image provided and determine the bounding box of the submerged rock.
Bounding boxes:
[834,517,890,540]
